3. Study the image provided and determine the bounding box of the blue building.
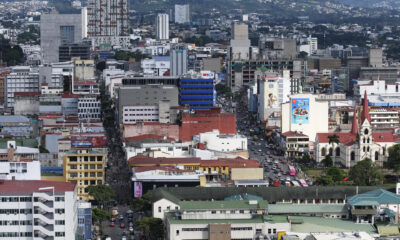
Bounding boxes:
[179,77,216,109]
[77,201,92,240]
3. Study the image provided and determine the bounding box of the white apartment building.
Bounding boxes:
[78,97,101,121]
[41,84,63,95]
[0,161,40,180]
[354,79,400,99]
[174,4,190,24]
[122,105,159,124]
[307,36,318,54]
[194,130,247,152]
[0,180,77,240]
[369,108,400,129]
[5,66,40,108]
[156,14,169,40]
[124,142,191,160]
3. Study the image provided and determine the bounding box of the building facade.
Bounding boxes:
[78,96,101,121]
[5,66,40,108]
[87,0,129,37]
[59,43,90,62]
[170,45,188,77]
[174,4,190,24]
[63,148,106,200]
[40,12,83,63]
[156,14,169,40]
[0,180,77,239]
[179,75,216,110]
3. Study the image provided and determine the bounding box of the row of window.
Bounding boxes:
[69,156,103,162]
[70,164,103,169]
[124,114,158,116]
[0,232,32,237]
[124,108,158,112]
[211,210,245,214]
[231,227,252,231]
[69,172,103,178]
[0,209,32,214]
[0,220,32,225]
[182,228,208,232]
[56,220,65,225]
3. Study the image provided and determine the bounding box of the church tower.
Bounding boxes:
[359,90,372,160]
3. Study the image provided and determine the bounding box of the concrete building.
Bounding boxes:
[282,131,310,158]
[0,161,40,180]
[14,92,40,116]
[74,59,95,81]
[202,58,222,74]
[368,48,383,67]
[0,116,35,138]
[87,0,129,37]
[0,180,77,239]
[170,45,188,76]
[141,57,170,76]
[229,23,251,61]
[174,4,190,24]
[281,94,329,142]
[259,37,297,60]
[359,67,398,84]
[156,14,169,40]
[40,12,83,63]
[194,130,247,152]
[59,43,90,62]
[118,85,179,123]
[63,148,106,200]
[258,71,291,121]
[78,96,101,121]
[5,66,39,108]
[73,80,99,95]
[307,36,318,54]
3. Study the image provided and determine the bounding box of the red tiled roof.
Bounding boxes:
[124,134,176,142]
[282,131,308,137]
[61,92,79,98]
[14,92,40,96]
[372,132,400,143]
[124,122,177,126]
[129,155,259,168]
[74,80,98,86]
[41,83,48,86]
[0,180,75,194]
[317,133,358,146]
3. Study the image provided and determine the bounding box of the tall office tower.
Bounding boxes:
[87,0,129,37]
[40,11,83,63]
[229,23,251,61]
[174,4,190,24]
[170,45,188,76]
[156,14,169,40]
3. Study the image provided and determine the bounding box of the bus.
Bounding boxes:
[299,179,309,187]
[289,165,296,176]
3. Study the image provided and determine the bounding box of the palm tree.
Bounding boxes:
[328,134,340,165]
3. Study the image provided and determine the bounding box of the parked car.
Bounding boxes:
[120,223,125,228]
[110,222,115,227]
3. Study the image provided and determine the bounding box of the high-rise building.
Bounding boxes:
[156,14,169,40]
[307,35,318,55]
[87,0,129,37]
[170,45,188,76]
[59,43,91,62]
[174,4,190,24]
[0,180,78,240]
[40,11,83,63]
[179,71,216,110]
[229,23,251,61]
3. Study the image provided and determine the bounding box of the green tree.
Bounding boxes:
[327,134,340,161]
[132,192,152,212]
[87,185,116,209]
[299,153,312,165]
[92,208,111,223]
[387,144,400,170]
[136,217,164,239]
[349,158,383,186]
[316,175,334,186]
[326,166,345,182]
[321,155,333,168]
[39,145,50,153]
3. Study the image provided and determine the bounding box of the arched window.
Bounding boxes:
[336,147,340,157]
[367,138,370,143]
[383,147,386,156]
[351,151,355,161]
[321,148,326,156]
[329,148,333,156]
[363,146,366,152]
[367,146,370,152]
[363,138,365,143]
[375,151,379,161]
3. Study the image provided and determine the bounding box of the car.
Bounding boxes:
[129,222,134,227]
[110,222,115,227]
[258,149,262,152]
[280,168,284,172]
[129,226,134,232]
[269,154,272,158]
[120,223,125,228]
[119,215,124,220]
[111,217,116,222]
[122,237,127,240]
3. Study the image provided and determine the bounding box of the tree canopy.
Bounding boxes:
[136,217,164,239]
[92,208,112,223]
[132,192,152,212]
[349,158,383,186]
[87,185,116,208]
[387,144,400,170]
[321,155,333,168]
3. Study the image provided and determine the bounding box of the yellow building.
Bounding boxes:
[63,148,106,200]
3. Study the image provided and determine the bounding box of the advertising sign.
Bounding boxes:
[291,98,310,124]
[262,76,279,120]
[134,182,143,198]
[71,136,108,148]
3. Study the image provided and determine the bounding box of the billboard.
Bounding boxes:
[291,98,310,124]
[262,76,279,120]
[71,136,108,148]
[134,182,143,198]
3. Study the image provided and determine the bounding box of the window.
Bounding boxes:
[321,148,326,156]
[239,210,244,214]
[364,128,369,135]
[351,151,355,161]
[375,151,379,161]
[329,148,333,156]
[211,210,216,214]
[176,230,179,236]
[55,220,65,225]
[335,147,340,157]
[158,207,161,212]
[268,229,271,234]
[55,232,65,237]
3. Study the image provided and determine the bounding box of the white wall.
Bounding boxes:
[153,198,179,219]
[0,161,40,180]
[198,130,247,152]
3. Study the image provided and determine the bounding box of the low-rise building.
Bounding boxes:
[77,200,92,240]
[14,92,40,115]
[0,180,77,239]
[63,148,106,200]
[282,131,310,158]
[78,96,101,121]
[194,130,247,152]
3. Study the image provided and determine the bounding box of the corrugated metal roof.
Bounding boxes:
[268,204,347,214]
[348,189,400,206]
[179,200,268,210]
